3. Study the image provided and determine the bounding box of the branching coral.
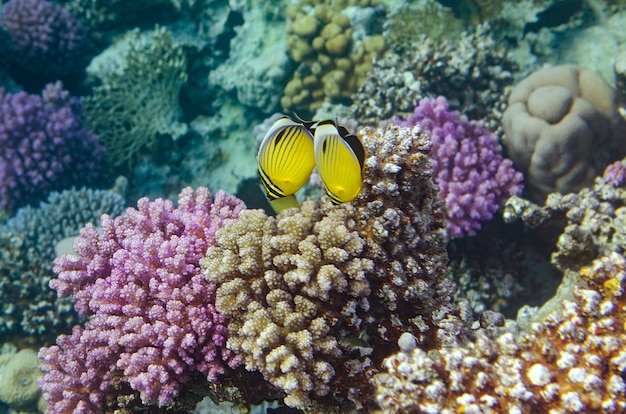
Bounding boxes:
[0,0,95,79]
[202,125,466,410]
[0,82,104,214]
[398,96,523,238]
[352,23,516,131]
[84,26,187,167]
[0,186,126,341]
[39,188,245,413]
[373,252,626,413]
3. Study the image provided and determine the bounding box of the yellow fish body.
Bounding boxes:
[313,120,365,204]
[257,116,315,212]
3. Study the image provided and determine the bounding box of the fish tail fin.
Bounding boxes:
[269,194,300,214]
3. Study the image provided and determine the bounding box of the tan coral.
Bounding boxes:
[202,202,370,408]
[373,252,626,413]
[502,65,626,202]
[282,0,386,116]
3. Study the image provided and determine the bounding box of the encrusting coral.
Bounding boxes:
[202,124,467,410]
[0,348,45,413]
[373,252,626,413]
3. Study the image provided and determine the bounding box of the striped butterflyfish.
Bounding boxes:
[313,119,365,204]
[257,116,315,212]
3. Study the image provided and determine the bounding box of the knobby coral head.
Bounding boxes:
[40,187,245,413]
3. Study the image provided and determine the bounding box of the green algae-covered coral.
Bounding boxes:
[385,0,464,50]
[67,0,184,30]
[202,125,466,410]
[84,26,187,167]
[0,348,45,413]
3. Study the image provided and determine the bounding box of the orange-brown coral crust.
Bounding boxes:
[373,252,626,413]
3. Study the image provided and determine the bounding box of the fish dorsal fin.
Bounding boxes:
[292,112,317,132]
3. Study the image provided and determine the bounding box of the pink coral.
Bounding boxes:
[602,159,626,187]
[39,188,245,413]
[399,96,524,238]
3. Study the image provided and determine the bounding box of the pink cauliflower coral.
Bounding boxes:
[399,96,524,238]
[39,188,245,413]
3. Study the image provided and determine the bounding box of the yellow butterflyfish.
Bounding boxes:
[256,116,315,213]
[313,119,365,204]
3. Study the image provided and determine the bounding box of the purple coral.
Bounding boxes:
[399,96,523,238]
[0,0,95,78]
[39,188,245,412]
[0,82,104,214]
[602,159,626,187]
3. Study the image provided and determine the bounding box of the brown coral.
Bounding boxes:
[502,169,626,273]
[202,125,463,410]
[373,252,626,413]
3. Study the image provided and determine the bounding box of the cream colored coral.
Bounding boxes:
[0,349,44,413]
[201,201,372,408]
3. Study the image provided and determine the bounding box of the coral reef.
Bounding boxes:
[0,186,126,343]
[208,3,290,114]
[281,0,387,117]
[0,82,104,215]
[352,24,516,131]
[502,64,626,202]
[0,348,45,413]
[39,188,245,412]
[398,96,523,238]
[84,26,187,167]
[202,125,466,410]
[503,159,626,273]
[66,0,185,32]
[0,0,95,80]
[383,0,464,49]
[373,252,626,413]
[3,186,127,263]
